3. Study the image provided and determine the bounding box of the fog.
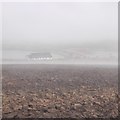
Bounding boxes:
[2,2,118,64]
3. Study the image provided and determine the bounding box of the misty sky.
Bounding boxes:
[2,2,118,52]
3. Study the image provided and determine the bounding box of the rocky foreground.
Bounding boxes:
[2,64,119,118]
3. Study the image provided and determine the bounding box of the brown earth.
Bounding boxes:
[2,64,119,118]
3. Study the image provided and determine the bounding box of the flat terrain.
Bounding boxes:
[2,64,118,118]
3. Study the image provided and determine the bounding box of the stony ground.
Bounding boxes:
[2,64,119,118]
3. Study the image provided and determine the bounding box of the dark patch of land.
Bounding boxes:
[2,64,118,118]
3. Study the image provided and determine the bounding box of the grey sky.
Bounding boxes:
[2,2,118,52]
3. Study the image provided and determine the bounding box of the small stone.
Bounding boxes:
[74,103,82,109]
[42,108,48,113]
[55,104,61,110]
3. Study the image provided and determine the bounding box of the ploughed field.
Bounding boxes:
[2,64,118,118]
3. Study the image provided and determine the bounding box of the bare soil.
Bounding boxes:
[2,64,119,118]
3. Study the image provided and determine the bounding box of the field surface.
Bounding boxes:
[2,64,118,118]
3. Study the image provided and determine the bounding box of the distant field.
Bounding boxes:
[2,64,118,118]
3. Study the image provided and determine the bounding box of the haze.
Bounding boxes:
[2,2,118,64]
